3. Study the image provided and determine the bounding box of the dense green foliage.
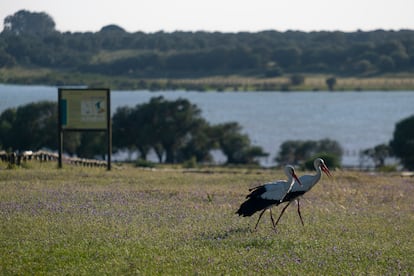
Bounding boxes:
[1,165,413,274]
[361,143,393,168]
[112,96,268,164]
[275,139,343,166]
[3,10,55,36]
[304,153,341,170]
[390,114,414,170]
[0,98,268,164]
[2,98,411,168]
[1,10,414,82]
[0,101,81,154]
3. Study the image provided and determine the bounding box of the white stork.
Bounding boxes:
[236,165,302,230]
[273,158,332,226]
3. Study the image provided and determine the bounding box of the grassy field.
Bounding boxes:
[1,162,413,275]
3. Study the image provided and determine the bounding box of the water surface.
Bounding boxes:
[1,84,413,166]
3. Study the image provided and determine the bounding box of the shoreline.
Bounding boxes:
[1,69,414,91]
[1,80,414,92]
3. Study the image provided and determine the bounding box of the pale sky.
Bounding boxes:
[1,0,413,33]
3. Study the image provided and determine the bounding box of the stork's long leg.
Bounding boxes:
[297,199,305,226]
[269,208,276,229]
[254,209,266,230]
[274,201,292,227]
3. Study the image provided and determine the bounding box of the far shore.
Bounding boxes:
[1,68,414,91]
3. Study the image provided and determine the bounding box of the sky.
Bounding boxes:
[1,0,414,33]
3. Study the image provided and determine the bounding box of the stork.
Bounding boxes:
[274,158,332,226]
[236,165,302,230]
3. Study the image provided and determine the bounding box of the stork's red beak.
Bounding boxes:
[321,164,332,178]
[293,172,302,186]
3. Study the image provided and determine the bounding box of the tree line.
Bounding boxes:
[0,98,268,166]
[0,98,341,167]
[112,96,269,164]
[1,10,414,82]
[1,98,413,169]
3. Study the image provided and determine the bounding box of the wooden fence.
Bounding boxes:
[0,150,107,168]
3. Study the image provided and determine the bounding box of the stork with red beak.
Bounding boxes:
[236,165,302,230]
[274,158,332,226]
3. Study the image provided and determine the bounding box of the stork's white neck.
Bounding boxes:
[291,164,322,192]
[312,165,323,186]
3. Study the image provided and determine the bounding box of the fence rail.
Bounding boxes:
[0,150,107,168]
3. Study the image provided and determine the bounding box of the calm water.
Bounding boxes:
[1,84,414,166]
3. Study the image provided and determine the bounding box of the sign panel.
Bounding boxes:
[58,88,112,170]
[59,89,109,130]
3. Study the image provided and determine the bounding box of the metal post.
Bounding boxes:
[107,89,112,171]
[57,89,63,168]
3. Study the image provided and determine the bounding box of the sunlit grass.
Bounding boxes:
[2,66,414,91]
[0,66,52,79]
[1,164,413,274]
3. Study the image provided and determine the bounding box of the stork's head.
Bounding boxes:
[315,158,332,177]
[285,165,302,186]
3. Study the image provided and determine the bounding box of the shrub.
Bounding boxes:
[135,158,156,168]
[390,114,414,170]
[303,153,341,170]
[182,157,198,169]
[276,138,343,166]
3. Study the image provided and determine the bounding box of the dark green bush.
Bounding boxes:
[303,153,341,170]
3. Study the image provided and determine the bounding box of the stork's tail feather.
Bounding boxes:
[248,185,261,192]
[246,185,266,198]
[236,197,279,217]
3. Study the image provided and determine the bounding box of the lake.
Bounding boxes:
[1,84,414,167]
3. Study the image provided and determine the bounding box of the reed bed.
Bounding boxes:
[2,67,414,91]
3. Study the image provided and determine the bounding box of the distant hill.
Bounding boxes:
[1,10,414,90]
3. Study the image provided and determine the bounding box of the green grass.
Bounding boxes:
[1,163,413,275]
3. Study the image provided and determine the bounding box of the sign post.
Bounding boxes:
[58,88,111,170]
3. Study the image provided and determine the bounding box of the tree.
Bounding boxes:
[326,77,337,91]
[276,138,343,166]
[290,74,305,86]
[177,120,217,163]
[315,138,343,156]
[303,153,341,170]
[7,101,57,151]
[353,59,373,75]
[1,14,414,80]
[112,97,269,165]
[112,96,211,164]
[76,131,106,159]
[112,106,142,158]
[149,97,206,163]
[3,10,56,35]
[214,122,268,164]
[241,146,269,165]
[112,103,156,160]
[361,144,392,168]
[0,108,16,150]
[0,101,81,154]
[0,48,16,67]
[272,47,301,68]
[390,115,414,170]
[275,140,301,165]
[100,24,126,33]
[377,55,395,72]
